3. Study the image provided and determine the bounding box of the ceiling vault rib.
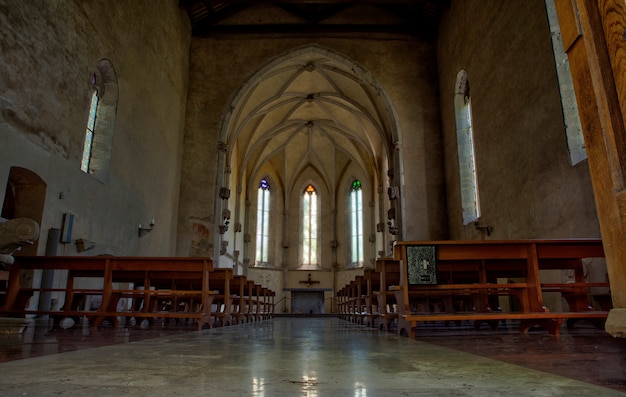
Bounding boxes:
[218,43,398,226]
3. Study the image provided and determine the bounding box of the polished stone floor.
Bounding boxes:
[0,317,624,396]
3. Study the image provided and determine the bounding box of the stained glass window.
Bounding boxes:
[302,184,318,267]
[350,180,364,265]
[255,178,270,264]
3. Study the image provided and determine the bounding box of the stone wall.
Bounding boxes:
[437,0,600,240]
[177,36,447,261]
[0,0,191,256]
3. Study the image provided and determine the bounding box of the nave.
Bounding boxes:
[0,317,624,396]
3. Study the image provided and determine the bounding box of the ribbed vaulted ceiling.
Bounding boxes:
[226,49,391,194]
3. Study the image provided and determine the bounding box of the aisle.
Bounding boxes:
[0,317,623,396]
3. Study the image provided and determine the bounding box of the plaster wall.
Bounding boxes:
[437,0,600,240]
[0,0,191,256]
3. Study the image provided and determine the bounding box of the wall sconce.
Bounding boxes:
[75,239,95,252]
[474,222,492,236]
[138,218,155,237]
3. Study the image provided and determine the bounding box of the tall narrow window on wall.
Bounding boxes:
[544,0,586,165]
[301,184,319,268]
[80,59,118,182]
[255,178,271,266]
[81,88,99,172]
[454,70,481,224]
[350,179,364,267]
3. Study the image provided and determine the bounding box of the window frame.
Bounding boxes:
[81,87,99,173]
[300,184,320,269]
[349,179,364,268]
[454,70,481,225]
[255,178,271,267]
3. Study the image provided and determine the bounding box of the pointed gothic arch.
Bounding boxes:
[213,44,403,269]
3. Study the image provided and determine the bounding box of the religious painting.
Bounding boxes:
[407,245,437,285]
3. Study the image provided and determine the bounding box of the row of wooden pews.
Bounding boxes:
[337,259,400,331]
[0,256,275,330]
[337,239,612,337]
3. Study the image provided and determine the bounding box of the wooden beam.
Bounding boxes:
[554,0,626,337]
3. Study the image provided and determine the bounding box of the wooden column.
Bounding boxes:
[554,0,626,336]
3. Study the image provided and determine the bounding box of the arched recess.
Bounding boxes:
[1,167,47,255]
[214,44,402,270]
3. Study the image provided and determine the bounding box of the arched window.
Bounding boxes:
[255,178,271,265]
[544,0,586,165]
[301,184,319,268]
[454,70,480,225]
[80,59,118,182]
[349,179,364,267]
[81,86,99,172]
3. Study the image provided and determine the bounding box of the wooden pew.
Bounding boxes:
[242,281,265,322]
[259,287,273,320]
[535,241,611,327]
[210,268,234,327]
[243,280,256,322]
[230,275,248,324]
[261,288,275,320]
[336,284,349,320]
[0,256,216,330]
[251,284,264,321]
[346,276,365,324]
[391,240,610,338]
[374,258,400,332]
[362,268,381,327]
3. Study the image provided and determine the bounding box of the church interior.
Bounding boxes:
[1,0,626,395]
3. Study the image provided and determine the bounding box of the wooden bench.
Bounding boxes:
[256,285,273,321]
[242,280,256,322]
[374,258,400,332]
[400,311,608,338]
[230,275,248,324]
[361,268,381,327]
[210,268,234,327]
[391,239,610,338]
[0,256,217,330]
[250,284,271,321]
[346,276,366,324]
[263,288,275,320]
[336,284,349,320]
[242,281,268,322]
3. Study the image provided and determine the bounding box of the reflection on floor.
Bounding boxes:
[0,316,623,396]
[413,320,626,393]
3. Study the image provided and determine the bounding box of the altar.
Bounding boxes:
[283,288,334,314]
